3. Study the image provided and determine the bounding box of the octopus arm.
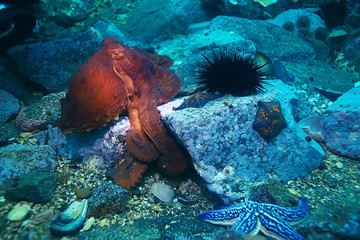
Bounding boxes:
[114,155,148,189]
[156,67,183,104]
[138,85,187,175]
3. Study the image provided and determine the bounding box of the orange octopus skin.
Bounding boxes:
[58,38,187,188]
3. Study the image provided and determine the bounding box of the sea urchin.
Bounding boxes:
[195,49,268,97]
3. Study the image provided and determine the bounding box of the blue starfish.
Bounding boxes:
[198,198,309,240]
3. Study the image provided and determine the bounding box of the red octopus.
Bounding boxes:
[57,38,187,188]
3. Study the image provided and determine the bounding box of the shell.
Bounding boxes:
[49,199,88,235]
[151,182,175,203]
[7,205,30,221]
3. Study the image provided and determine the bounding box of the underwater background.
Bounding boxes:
[0,0,360,239]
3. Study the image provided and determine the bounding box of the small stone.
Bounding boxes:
[335,162,344,169]
[151,182,175,203]
[328,29,347,38]
[74,188,92,199]
[82,217,95,231]
[99,219,107,227]
[7,205,30,221]
[31,207,56,225]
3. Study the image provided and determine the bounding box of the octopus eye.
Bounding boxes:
[111,49,124,59]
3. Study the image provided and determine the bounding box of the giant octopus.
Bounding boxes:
[57,38,187,188]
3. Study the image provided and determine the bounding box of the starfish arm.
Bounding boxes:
[198,206,244,226]
[259,212,306,240]
[264,198,309,223]
[232,211,260,235]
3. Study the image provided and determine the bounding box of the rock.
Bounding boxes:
[161,80,325,203]
[75,188,92,199]
[0,122,20,147]
[78,215,215,240]
[31,207,56,225]
[8,20,134,93]
[323,172,337,188]
[321,86,360,159]
[267,8,326,42]
[328,29,348,38]
[273,60,355,93]
[5,172,57,203]
[36,0,93,27]
[158,15,315,65]
[15,92,65,132]
[35,118,129,169]
[7,204,30,221]
[82,216,95,231]
[247,178,294,206]
[123,0,207,43]
[151,182,175,203]
[0,65,35,102]
[87,182,130,217]
[339,36,360,74]
[335,162,344,169]
[0,144,57,186]
[201,0,301,20]
[156,15,315,92]
[0,89,20,122]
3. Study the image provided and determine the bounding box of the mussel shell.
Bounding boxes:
[50,199,88,236]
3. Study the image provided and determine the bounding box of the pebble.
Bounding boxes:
[74,188,92,199]
[335,162,344,169]
[151,182,175,203]
[82,217,95,231]
[99,219,107,227]
[7,205,30,221]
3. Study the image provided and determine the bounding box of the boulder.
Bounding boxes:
[8,20,134,93]
[87,182,130,217]
[161,80,325,203]
[0,89,20,122]
[0,144,57,186]
[321,87,360,159]
[15,92,65,132]
[34,118,129,169]
[5,172,57,203]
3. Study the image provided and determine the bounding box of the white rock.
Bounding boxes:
[7,205,30,221]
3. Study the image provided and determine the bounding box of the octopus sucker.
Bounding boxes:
[58,38,187,188]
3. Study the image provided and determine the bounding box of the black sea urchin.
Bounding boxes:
[195,50,268,97]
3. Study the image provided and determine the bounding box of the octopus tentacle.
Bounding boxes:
[125,129,159,161]
[126,100,159,161]
[155,68,183,104]
[138,85,187,175]
[114,154,148,189]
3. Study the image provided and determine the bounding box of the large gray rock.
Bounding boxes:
[36,0,93,27]
[161,80,325,203]
[274,60,355,93]
[157,16,315,65]
[156,15,316,93]
[267,8,326,31]
[87,182,130,217]
[8,20,133,93]
[200,0,302,20]
[321,87,360,159]
[0,89,20,122]
[0,145,57,186]
[123,0,208,43]
[15,92,65,132]
[5,172,57,203]
[35,118,129,168]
